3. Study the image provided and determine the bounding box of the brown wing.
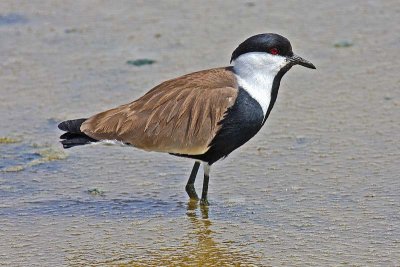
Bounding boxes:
[80,67,238,155]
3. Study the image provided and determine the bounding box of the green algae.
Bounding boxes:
[1,146,68,172]
[28,148,68,167]
[126,59,156,66]
[334,40,354,48]
[37,148,67,161]
[2,165,25,172]
[0,137,20,144]
[87,188,105,196]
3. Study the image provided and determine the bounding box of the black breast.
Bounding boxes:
[175,88,265,165]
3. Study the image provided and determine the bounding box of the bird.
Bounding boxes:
[58,33,315,206]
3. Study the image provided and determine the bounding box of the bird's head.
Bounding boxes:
[231,33,316,75]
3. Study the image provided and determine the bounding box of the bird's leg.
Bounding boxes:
[185,161,200,201]
[200,163,211,206]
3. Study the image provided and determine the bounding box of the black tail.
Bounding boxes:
[58,118,98,149]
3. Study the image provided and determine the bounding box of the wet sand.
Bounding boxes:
[1,0,399,266]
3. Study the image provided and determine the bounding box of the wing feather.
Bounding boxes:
[80,67,238,155]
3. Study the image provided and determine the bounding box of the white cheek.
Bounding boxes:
[268,54,288,70]
[233,52,288,117]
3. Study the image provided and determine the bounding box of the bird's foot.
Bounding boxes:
[200,198,209,206]
[185,183,199,201]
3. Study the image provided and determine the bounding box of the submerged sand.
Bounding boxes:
[0,0,399,266]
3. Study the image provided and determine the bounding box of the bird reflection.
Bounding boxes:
[117,201,257,266]
[161,200,257,266]
[69,200,258,266]
[186,199,209,219]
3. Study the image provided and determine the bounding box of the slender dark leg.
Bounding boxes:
[185,161,200,200]
[200,164,210,206]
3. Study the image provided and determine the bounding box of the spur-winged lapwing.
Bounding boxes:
[58,33,315,205]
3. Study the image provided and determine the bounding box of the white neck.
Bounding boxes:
[232,52,287,117]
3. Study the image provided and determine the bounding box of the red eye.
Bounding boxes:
[269,48,279,55]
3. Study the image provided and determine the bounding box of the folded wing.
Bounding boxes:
[80,67,238,155]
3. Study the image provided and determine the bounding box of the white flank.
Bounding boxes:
[96,140,129,147]
[233,52,288,117]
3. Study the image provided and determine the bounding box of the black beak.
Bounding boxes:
[288,54,316,69]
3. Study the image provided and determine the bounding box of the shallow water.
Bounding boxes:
[1,0,399,266]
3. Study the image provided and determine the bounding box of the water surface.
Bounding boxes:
[0,1,399,266]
